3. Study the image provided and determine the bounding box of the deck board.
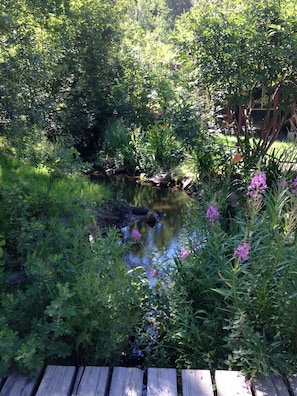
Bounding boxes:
[147,368,178,396]
[181,369,214,396]
[253,375,290,396]
[271,375,291,396]
[71,366,109,396]
[215,370,252,396]
[109,366,143,396]
[35,365,76,396]
[0,364,296,396]
[0,371,39,396]
[289,375,297,396]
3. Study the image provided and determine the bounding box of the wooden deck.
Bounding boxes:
[0,365,296,396]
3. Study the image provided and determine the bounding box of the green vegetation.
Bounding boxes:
[0,148,150,376]
[1,0,297,380]
[149,170,297,378]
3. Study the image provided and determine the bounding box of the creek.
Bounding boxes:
[94,175,193,286]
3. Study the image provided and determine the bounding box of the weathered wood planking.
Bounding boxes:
[109,366,143,396]
[253,375,290,396]
[215,370,252,396]
[0,371,40,396]
[289,374,297,396]
[71,366,109,396]
[147,368,178,396]
[35,365,76,396]
[1,365,296,396]
[181,369,214,396]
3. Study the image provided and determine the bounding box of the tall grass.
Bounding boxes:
[0,148,150,376]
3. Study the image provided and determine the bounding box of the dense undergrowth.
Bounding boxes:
[148,169,297,379]
[2,0,297,380]
[1,136,297,380]
[0,147,151,376]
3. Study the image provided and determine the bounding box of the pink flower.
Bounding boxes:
[247,171,267,198]
[132,228,141,241]
[233,242,250,261]
[206,204,220,225]
[181,248,189,260]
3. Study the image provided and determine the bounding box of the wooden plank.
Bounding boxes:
[71,366,109,396]
[215,370,252,396]
[288,374,297,395]
[271,375,291,396]
[253,375,290,396]
[181,369,214,396]
[71,367,84,396]
[35,365,76,396]
[109,367,143,396]
[147,368,177,396]
[0,371,40,396]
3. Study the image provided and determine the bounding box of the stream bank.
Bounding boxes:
[91,171,194,286]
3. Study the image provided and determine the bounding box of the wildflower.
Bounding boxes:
[232,153,243,163]
[132,228,141,241]
[233,242,250,261]
[181,248,189,260]
[151,269,158,277]
[206,204,220,225]
[291,176,297,195]
[247,171,267,198]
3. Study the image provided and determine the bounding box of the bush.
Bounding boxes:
[128,122,184,173]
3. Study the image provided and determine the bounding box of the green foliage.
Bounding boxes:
[132,0,172,35]
[102,118,130,157]
[175,0,297,163]
[166,93,203,147]
[128,123,184,172]
[147,173,297,378]
[0,151,150,376]
[0,0,133,154]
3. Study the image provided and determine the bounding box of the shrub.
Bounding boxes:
[127,123,184,173]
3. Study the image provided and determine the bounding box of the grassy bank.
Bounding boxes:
[0,148,150,376]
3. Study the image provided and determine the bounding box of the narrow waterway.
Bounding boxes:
[95,175,193,286]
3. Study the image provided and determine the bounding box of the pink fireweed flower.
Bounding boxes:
[247,171,267,198]
[206,204,220,225]
[233,242,250,261]
[181,248,189,260]
[131,228,141,241]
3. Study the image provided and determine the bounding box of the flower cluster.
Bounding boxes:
[132,228,142,241]
[247,171,267,198]
[206,204,220,225]
[181,247,190,260]
[233,242,250,261]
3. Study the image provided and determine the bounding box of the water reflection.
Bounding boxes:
[94,175,193,285]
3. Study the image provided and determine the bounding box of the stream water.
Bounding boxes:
[95,175,193,286]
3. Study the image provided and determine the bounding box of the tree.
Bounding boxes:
[0,0,129,156]
[176,0,297,165]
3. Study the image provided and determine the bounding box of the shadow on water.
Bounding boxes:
[96,175,193,286]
